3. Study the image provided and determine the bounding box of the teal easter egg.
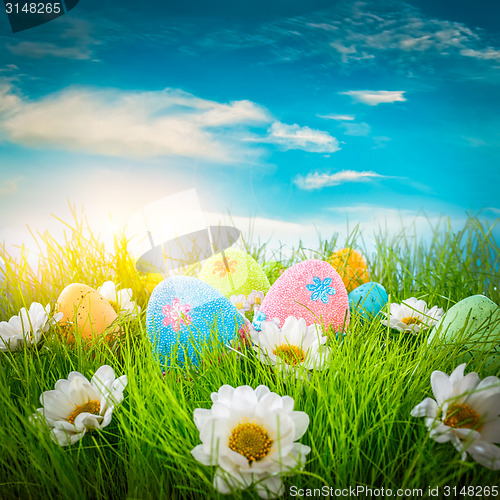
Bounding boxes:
[198,248,270,299]
[428,295,500,370]
[349,282,388,320]
[146,276,243,367]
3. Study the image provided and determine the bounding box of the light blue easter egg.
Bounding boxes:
[146,276,243,367]
[348,282,388,320]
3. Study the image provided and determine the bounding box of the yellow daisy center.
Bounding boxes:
[107,300,120,314]
[444,403,482,431]
[273,344,306,366]
[254,297,262,305]
[235,302,244,309]
[67,400,101,425]
[401,316,421,326]
[228,422,272,464]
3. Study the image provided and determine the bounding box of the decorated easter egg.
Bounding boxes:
[253,259,349,333]
[198,248,270,299]
[428,295,500,369]
[146,276,244,366]
[349,282,388,320]
[56,283,118,341]
[330,248,370,292]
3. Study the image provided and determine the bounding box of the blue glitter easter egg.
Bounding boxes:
[348,282,388,320]
[146,276,243,367]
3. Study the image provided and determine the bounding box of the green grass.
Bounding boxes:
[0,210,499,499]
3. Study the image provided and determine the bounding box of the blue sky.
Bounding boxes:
[0,0,499,257]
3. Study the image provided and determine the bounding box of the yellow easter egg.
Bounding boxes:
[56,283,119,341]
[330,248,370,292]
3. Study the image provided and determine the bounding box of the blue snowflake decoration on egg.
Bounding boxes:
[306,276,336,304]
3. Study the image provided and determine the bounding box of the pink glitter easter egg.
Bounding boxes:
[253,259,349,333]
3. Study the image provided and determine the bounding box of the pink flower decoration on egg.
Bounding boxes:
[162,298,192,332]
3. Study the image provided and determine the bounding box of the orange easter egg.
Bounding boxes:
[330,248,370,292]
[56,283,119,341]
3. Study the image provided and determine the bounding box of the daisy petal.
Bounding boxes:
[467,440,500,470]
[411,397,439,418]
[431,371,452,406]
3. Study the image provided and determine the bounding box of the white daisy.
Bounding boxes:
[230,294,252,315]
[31,365,128,446]
[97,281,141,318]
[382,297,444,334]
[411,363,500,470]
[0,303,63,352]
[191,384,310,499]
[251,316,330,374]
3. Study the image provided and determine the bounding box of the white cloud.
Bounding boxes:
[306,22,339,32]
[460,48,500,62]
[329,204,415,219]
[205,212,325,257]
[161,2,500,81]
[337,9,478,58]
[329,40,376,63]
[0,64,19,72]
[372,136,392,149]
[341,122,371,136]
[340,90,407,106]
[325,204,473,245]
[7,42,92,60]
[0,83,22,113]
[266,121,340,153]
[287,3,499,76]
[7,18,97,60]
[318,114,355,121]
[0,84,270,162]
[318,114,371,137]
[294,169,385,190]
[464,136,488,148]
[205,206,481,259]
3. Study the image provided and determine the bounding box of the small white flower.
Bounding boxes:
[247,291,265,313]
[97,281,141,318]
[31,365,128,446]
[382,297,444,334]
[0,303,63,352]
[230,294,252,315]
[191,384,310,499]
[251,316,331,374]
[411,363,500,470]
